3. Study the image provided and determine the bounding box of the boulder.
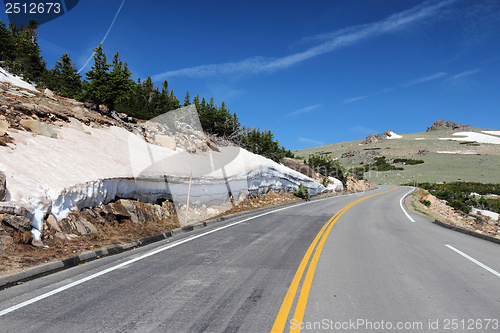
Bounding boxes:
[117,199,139,223]
[20,119,58,138]
[0,170,6,201]
[108,202,131,218]
[68,117,85,132]
[44,88,56,100]
[46,214,62,232]
[78,217,98,234]
[1,214,32,232]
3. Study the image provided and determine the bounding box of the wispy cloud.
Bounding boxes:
[298,137,325,146]
[447,68,482,80]
[287,104,321,116]
[402,72,447,87]
[344,95,369,104]
[343,88,393,104]
[78,0,126,73]
[153,0,456,81]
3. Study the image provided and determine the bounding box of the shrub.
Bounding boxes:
[293,184,310,201]
[306,154,346,186]
[419,199,431,207]
[448,200,471,214]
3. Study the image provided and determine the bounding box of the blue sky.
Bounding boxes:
[2,0,500,150]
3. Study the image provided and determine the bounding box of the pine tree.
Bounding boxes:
[9,20,46,82]
[0,21,15,64]
[105,52,133,111]
[84,44,110,112]
[183,91,191,106]
[48,53,82,99]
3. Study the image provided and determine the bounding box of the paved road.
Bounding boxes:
[0,186,499,332]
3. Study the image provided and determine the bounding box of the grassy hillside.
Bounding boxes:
[294,127,500,185]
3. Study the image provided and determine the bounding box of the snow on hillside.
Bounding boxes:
[439,132,500,144]
[0,121,326,239]
[482,130,500,136]
[0,66,37,92]
[386,130,402,139]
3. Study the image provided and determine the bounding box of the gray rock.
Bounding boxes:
[109,202,131,218]
[1,214,31,232]
[46,214,62,232]
[44,88,56,100]
[20,119,58,139]
[118,199,140,223]
[78,217,98,234]
[0,170,6,201]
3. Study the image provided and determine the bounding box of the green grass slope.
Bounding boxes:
[294,127,500,185]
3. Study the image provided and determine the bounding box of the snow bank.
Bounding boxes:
[386,130,402,139]
[0,122,325,238]
[482,130,500,136]
[439,132,500,144]
[472,208,499,221]
[437,151,477,155]
[0,66,37,91]
[326,177,344,192]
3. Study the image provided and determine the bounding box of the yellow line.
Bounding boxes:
[271,187,398,333]
[271,209,342,332]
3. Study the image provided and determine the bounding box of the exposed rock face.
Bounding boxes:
[426,120,471,132]
[43,198,176,241]
[345,176,371,192]
[364,134,379,144]
[0,170,5,201]
[363,129,395,144]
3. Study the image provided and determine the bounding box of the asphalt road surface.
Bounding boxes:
[0,186,499,332]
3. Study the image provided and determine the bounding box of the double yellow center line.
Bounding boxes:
[271,187,398,332]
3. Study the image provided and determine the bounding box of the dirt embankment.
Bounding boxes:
[408,189,500,240]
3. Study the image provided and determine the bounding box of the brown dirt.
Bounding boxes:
[407,189,500,240]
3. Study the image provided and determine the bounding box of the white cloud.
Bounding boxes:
[287,104,321,116]
[298,137,325,146]
[402,72,447,87]
[153,0,457,81]
[447,68,482,80]
[344,95,368,104]
[343,88,393,104]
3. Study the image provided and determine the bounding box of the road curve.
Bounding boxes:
[0,186,498,332]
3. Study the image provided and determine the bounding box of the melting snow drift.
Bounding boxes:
[439,132,500,145]
[0,66,37,92]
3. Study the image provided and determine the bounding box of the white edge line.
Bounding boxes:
[400,187,416,222]
[0,191,366,317]
[445,245,500,278]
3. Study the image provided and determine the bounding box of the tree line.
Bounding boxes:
[0,20,293,162]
